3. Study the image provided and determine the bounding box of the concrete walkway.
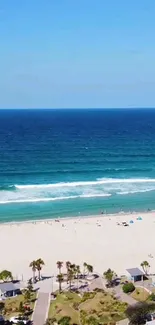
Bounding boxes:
[32,278,53,325]
[95,274,137,305]
[113,285,137,305]
[32,292,50,325]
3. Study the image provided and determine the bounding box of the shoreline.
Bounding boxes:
[0,209,155,226]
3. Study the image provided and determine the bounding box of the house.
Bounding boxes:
[0,281,23,298]
[126,268,145,282]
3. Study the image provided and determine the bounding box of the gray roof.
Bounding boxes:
[126,268,144,277]
[0,282,22,293]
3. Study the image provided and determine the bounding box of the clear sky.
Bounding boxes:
[0,0,155,108]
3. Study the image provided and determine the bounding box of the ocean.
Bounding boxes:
[0,108,155,223]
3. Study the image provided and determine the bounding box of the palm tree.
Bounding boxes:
[29,260,37,283]
[83,262,87,278]
[68,268,74,291]
[87,264,93,275]
[66,261,71,272]
[66,261,71,283]
[141,261,150,275]
[57,261,63,274]
[57,273,64,293]
[75,265,80,289]
[36,258,45,280]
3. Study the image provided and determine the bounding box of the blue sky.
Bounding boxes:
[0,0,155,108]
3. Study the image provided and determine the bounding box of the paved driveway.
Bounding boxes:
[32,292,50,325]
[32,278,53,325]
[95,274,137,305]
[113,285,137,305]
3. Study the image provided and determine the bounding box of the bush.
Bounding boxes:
[81,292,95,302]
[149,293,155,301]
[122,282,135,293]
[126,302,155,325]
[94,288,105,293]
[58,316,71,325]
[72,302,79,310]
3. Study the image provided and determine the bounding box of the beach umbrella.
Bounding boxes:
[129,220,134,224]
[137,216,142,220]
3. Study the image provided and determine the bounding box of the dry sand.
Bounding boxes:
[1,211,155,280]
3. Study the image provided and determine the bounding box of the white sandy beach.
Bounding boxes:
[2,211,155,281]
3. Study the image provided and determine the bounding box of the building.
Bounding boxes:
[0,281,23,298]
[126,268,145,282]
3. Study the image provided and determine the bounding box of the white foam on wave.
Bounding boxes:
[118,188,155,195]
[0,193,111,205]
[15,178,155,190]
[1,178,155,205]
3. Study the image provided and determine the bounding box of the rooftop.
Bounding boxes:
[0,281,23,293]
[126,268,144,277]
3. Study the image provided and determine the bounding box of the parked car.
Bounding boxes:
[9,316,29,324]
[0,315,5,323]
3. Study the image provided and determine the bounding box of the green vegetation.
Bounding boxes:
[126,302,155,325]
[57,274,64,293]
[29,258,45,281]
[131,287,149,302]
[148,293,155,301]
[83,263,93,277]
[48,290,127,325]
[122,282,135,293]
[36,258,45,280]
[3,291,36,319]
[0,270,13,282]
[57,261,64,274]
[2,278,36,319]
[140,261,150,275]
[103,268,116,287]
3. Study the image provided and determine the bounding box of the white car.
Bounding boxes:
[10,316,29,324]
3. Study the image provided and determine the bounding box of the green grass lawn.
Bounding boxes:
[48,290,127,325]
[4,291,37,319]
[130,287,149,302]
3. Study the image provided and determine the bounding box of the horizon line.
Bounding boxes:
[0,107,155,110]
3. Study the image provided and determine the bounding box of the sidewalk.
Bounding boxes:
[32,278,53,325]
[32,292,50,325]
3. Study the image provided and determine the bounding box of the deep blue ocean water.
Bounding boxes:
[0,108,155,222]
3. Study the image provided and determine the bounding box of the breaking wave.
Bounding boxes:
[0,178,155,205]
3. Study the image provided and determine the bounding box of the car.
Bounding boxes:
[0,315,5,322]
[9,316,29,324]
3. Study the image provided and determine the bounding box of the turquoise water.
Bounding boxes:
[0,109,155,222]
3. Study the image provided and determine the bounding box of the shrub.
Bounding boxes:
[58,316,71,325]
[126,302,155,325]
[81,292,95,302]
[94,288,105,293]
[72,302,79,310]
[100,300,104,304]
[18,301,24,314]
[149,293,155,301]
[122,282,135,293]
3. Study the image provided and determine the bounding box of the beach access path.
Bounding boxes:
[32,278,53,325]
[100,275,137,305]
